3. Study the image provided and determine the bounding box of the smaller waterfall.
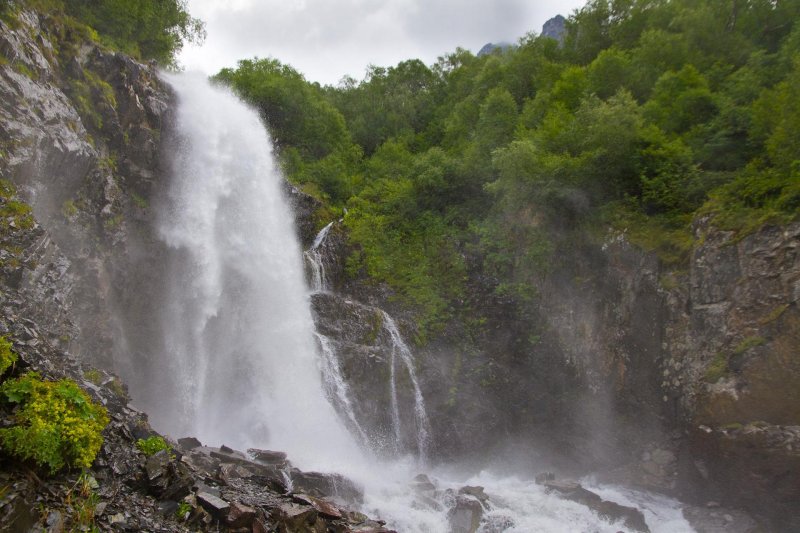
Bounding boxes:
[304,221,334,292]
[382,311,432,460]
[315,332,370,444]
[306,222,370,447]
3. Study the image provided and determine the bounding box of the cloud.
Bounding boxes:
[179,0,586,84]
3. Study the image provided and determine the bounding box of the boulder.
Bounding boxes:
[226,501,256,528]
[291,470,363,505]
[196,491,229,519]
[272,501,318,531]
[543,479,649,532]
[448,494,483,533]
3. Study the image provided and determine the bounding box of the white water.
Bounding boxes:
[152,72,359,472]
[381,311,433,460]
[150,72,695,533]
[305,221,334,292]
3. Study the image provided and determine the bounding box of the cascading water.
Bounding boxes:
[133,72,696,533]
[305,221,334,293]
[381,311,432,459]
[145,71,359,471]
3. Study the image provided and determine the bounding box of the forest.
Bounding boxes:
[214,0,800,339]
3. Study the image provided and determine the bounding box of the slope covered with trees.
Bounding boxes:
[217,0,800,339]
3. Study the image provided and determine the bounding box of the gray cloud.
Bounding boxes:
[179,0,586,84]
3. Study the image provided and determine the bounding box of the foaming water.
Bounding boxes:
[143,72,695,533]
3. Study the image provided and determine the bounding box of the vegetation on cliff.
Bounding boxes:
[1,0,204,66]
[217,0,800,338]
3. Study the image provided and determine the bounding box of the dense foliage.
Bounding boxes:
[218,0,800,337]
[3,0,204,66]
[0,372,109,473]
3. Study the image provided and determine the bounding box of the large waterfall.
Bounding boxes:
[127,72,695,533]
[145,71,359,471]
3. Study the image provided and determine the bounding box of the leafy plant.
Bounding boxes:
[175,501,191,521]
[0,373,109,473]
[0,336,17,377]
[136,435,171,456]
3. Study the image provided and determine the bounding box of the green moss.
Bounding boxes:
[0,372,109,473]
[136,435,171,456]
[131,193,148,209]
[760,304,789,325]
[0,336,17,378]
[103,213,123,229]
[733,336,766,355]
[602,200,695,266]
[12,62,37,80]
[84,369,102,385]
[0,180,35,233]
[62,199,78,218]
[704,351,730,383]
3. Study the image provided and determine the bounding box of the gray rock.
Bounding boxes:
[196,491,229,518]
[448,495,483,533]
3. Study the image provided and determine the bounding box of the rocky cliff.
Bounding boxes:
[306,203,800,528]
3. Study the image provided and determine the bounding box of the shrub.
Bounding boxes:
[136,435,171,456]
[0,373,109,473]
[0,336,17,377]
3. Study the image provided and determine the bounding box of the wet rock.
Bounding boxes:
[535,472,555,485]
[178,437,203,450]
[248,448,289,466]
[544,479,649,532]
[293,493,343,519]
[458,485,489,508]
[272,501,318,531]
[448,494,483,533]
[196,491,229,518]
[291,470,363,505]
[226,501,256,528]
[45,510,64,533]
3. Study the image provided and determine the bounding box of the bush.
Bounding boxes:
[0,336,17,377]
[0,373,109,473]
[136,435,171,456]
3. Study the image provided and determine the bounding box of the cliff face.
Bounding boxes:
[305,209,799,526]
[0,8,171,372]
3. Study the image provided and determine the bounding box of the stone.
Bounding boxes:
[293,493,343,519]
[45,510,64,533]
[544,479,650,532]
[218,463,254,485]
[534,472,555,485]
[145,449,171,481]
[177,437,202,450]
[291,470,363,505]
[458,485,489,507]
[273,502,318,531]
[225,501,256,528]
[448,495,483,533]
[248,448,288,465]
[196,491,230,518]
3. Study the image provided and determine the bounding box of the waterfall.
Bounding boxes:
[143,72,360,470]
[304,221,334,292]
[127,71,696,533]
[382,311,432,460]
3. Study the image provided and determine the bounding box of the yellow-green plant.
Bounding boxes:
[136,435,171,456]
[0,336,17,377]
[0,373,109,473]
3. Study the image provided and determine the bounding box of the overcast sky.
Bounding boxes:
[178,0,588,86]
